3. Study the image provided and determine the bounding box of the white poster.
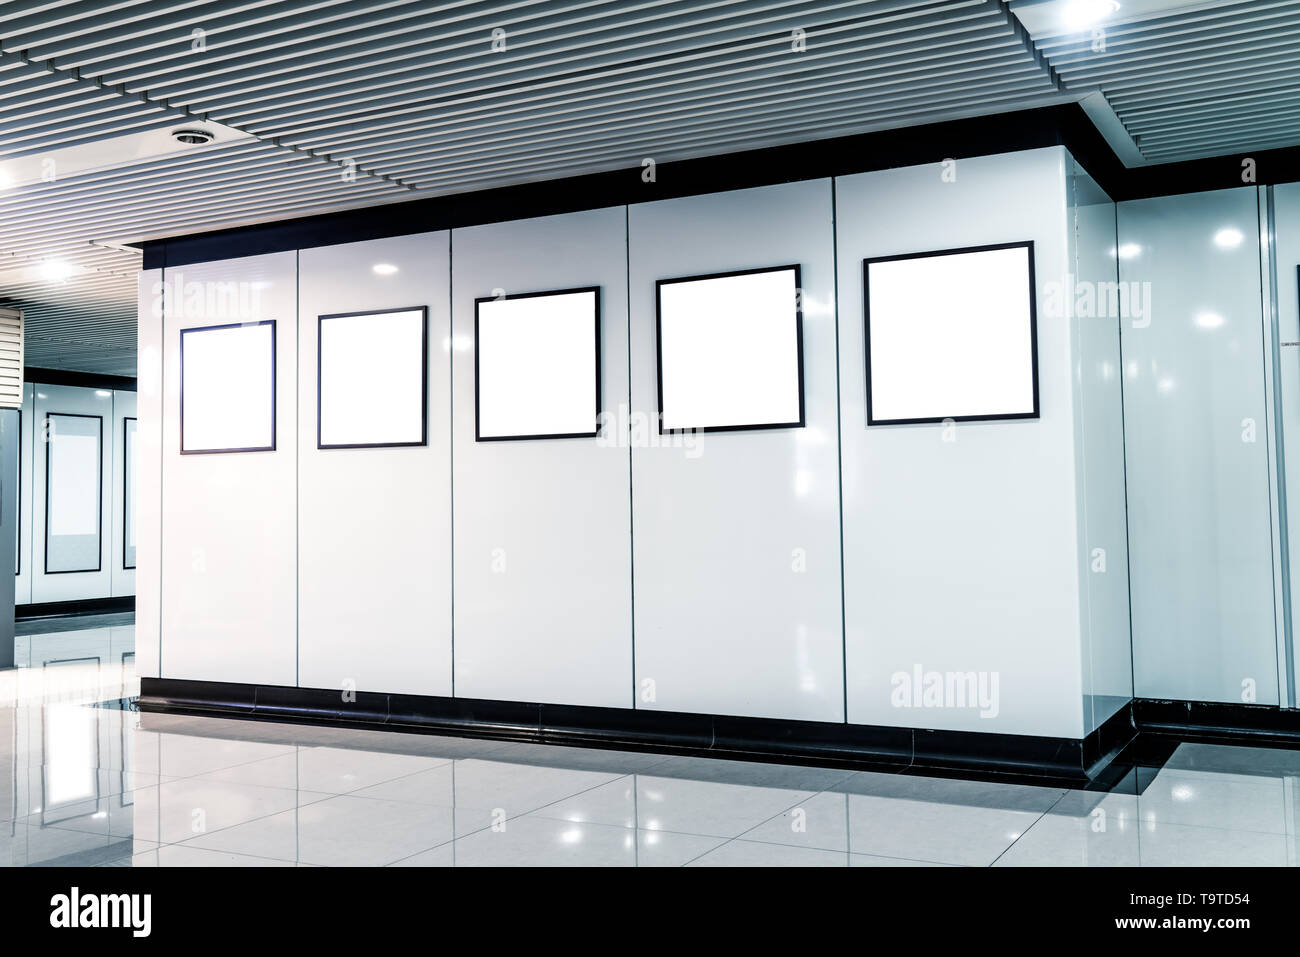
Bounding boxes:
[319,309,426,447]
[656,266,803,432]
[476,289,599,440]
[181,322,276,452]
[865,244,1037,423]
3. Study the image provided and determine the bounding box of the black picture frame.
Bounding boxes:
[43,411,104,576]
[863,240,1040,427]
[179,320,277,454]
[123,416,137,570]
[473,285,602,442]
[654,263,806,435]
[317,306,429,450]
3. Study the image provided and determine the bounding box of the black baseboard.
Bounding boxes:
[17,596,135,620]
[1134,698,1300,747]
[138,677,1137,787]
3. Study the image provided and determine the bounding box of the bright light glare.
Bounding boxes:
[1213,228,1244,249]
[1063,0,1121,30]
[1116,243,1142,260]
[1194,312,1225,329]
[39,259,74,282]
[372,263,399,275]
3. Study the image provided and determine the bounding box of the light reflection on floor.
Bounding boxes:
[4,616,1300,866]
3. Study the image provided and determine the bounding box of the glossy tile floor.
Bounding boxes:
[5,615,1300,866]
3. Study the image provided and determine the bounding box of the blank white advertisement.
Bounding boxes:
[475,288,599,440]
[124,417,137,566]
[656,266,803,432]
[865,243,1038,424]
[181,321,276,452]
[318,308,426,447]
[46,413,101,573]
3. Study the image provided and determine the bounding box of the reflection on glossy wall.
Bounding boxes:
[1119,188,1280,705]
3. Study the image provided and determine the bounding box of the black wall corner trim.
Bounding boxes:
[24,368,138,392]
[138,678,1143,786]
[139,103,1300,273]
[17,596,134,620]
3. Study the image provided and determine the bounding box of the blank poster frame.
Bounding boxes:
[317,306,429,450]
[43,411,103,576]
[179,320,277,454]
[863,241,1040,426]
[654,263,806,435]
[473,285,602,442]
[123,416,137,570]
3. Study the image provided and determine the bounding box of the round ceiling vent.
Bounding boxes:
[170,127,215,145]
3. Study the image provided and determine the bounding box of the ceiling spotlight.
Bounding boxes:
[1062,0,1121,30]
[170,127,215,146]
[38,259,74,283]
[1194,311,1225,329]
[1116,242,1142,260]
[1213,227,1244,249]
[372,263,399,275]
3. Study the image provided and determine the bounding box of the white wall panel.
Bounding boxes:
[14,382,33,606]
[0,408,14,665]
[1119,188,1278,705]
[1276,182,1300,704]
[135,268,162,678]
[111,390,137,598]
[31,384,112,603]
[837,148,1085,739]
[298,233,452,697]
[1067,160,1133,734]
[628,181,844,723]
[451,208,631,708]
[160,252,296,686]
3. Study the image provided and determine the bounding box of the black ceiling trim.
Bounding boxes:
[141,103,1300,270]
[24,367,138,392]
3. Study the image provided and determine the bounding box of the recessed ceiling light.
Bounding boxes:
[1116,242,1142,260]
[1195,312,1225,329]
[1062,0,1121,30]
[372,263,399,275]
[0,121,250,194]
[1213,227,1244,249]
[170,127,215,146]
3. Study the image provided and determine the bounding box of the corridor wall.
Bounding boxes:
[158,252,297,686]
[298,233,452,697]
[835,148,1128,739]
[628,181,844,723]
[1068,160,1134,734]
[13,380,137,608]
[1118,188,1280,705]
[451,208,631,709]
[1268,182,1300,704]
[139,145,1140,746]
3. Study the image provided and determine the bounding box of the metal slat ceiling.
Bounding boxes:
[1022,0,1300,162]
[1,0,1298,376]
